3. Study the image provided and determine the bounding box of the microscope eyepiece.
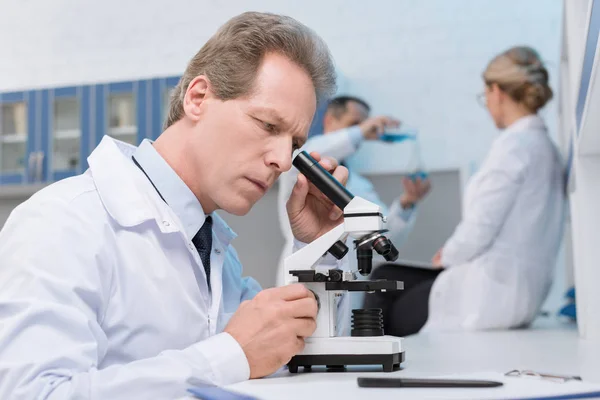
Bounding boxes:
[292,151,354,210]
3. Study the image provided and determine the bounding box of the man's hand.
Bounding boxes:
[224,284,318,378]
[286,152,349,244]
[399,177,431,209]
[359,116,401,140]
[431,247,444,268]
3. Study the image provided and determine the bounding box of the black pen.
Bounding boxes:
[357,377,504,388]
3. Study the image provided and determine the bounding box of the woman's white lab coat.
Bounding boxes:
[422,115,566,332]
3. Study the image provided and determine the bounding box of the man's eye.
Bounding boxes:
[263,122,276,132]
[291,142,300,153]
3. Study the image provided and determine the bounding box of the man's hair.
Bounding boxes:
[164,12,337,129]
[326,95,371,119]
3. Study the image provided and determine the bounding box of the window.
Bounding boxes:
[53,98,80,171]
[0,102,28,174]
[108,93,136,145]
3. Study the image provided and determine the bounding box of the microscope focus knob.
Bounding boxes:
[327,269,343,282]
[328,240,349,260]
[313,273,328,282]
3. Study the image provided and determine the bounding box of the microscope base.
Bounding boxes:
[287,336,404,373]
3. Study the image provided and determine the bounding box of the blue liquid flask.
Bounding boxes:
[381,127,429,181]
[404,130,428,181]
[379,127,418,143]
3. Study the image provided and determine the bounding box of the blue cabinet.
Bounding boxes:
[0,75,182,186]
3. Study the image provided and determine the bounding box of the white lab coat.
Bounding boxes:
[276,128,416,334]
[423,115,566,332]
[0,137,261,398]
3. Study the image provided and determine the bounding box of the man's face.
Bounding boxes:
[323,100,369,133]
[186,52,316,216]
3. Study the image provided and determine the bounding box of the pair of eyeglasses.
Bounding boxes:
[476,92,487,108]
[505,369,582,383]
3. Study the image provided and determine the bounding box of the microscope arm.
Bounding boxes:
[284,223,346,284]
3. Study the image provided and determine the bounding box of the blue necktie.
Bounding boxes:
[192,216,213,288]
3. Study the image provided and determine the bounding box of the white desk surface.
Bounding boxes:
[185,319,600,399]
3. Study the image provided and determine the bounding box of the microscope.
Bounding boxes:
[285,151,405,373]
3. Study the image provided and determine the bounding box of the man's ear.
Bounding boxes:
[323,110,336,130]
[183,75,211,122]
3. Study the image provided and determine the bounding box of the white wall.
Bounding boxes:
[0,0,568,307]
[0,0,562,174]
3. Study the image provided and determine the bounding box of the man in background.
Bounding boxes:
[277,95,431,333]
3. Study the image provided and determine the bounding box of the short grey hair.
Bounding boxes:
[165,11,337,129]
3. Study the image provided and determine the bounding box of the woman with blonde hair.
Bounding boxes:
[365,46,566,334]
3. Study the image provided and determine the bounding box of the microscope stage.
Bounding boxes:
[288,336,404,373]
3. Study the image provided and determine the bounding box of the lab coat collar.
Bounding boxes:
[133,139,205,240]
[87,136,237,244]
[504,114,546,134]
